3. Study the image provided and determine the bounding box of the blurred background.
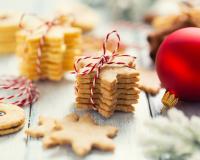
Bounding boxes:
[1,0,200,67]
[1,0,200,21]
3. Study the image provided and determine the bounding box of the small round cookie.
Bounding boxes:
[0,121,25,136]
[0,103,25,130]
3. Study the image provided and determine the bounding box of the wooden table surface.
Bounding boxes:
[0,1,200,160]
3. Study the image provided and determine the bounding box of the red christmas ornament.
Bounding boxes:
[156,27,200,102]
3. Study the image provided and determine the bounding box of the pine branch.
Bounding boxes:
[136,109,200,160]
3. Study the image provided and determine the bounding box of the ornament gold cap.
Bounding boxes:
[161,91,179,113]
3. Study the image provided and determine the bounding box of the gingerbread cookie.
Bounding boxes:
[16,15,82,81]
[25,116,58,138]
[0,122,25,136]
[76,88,140,99]
[138,68,161,95]
[0,103,25,136]
[26,113,118,156]
[47,114,118,156]
[75,53,140,117]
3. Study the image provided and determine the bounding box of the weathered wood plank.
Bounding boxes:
[147,90,165,117]
[25,74,150,160]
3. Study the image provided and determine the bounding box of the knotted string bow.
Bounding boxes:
[73,30,136,109]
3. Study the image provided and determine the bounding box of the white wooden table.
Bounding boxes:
[0,56,150,160]
[0,1,200,159]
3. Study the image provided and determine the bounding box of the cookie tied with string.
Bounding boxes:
[73,30,140,118]
[16,14,82,81]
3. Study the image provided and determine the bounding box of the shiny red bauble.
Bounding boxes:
[156,27,200,101]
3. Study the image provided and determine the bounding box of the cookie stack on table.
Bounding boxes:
[75,54,140,118]
[16,15,83,81]
[0,13,20,54]
[63,27,82,71]
[16,26,66,81]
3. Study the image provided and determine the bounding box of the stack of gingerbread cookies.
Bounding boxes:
[16,15,82,81]
[16,26,66,81]
[0,12,20,54]
[75,54,140,118]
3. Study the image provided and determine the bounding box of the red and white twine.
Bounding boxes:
[0,76,39,107]
[73,30,136,109]
[0,14,76,107]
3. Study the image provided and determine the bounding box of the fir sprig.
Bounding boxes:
[136,109,200,160]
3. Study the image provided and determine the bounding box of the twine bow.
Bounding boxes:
[0,76,39,107]
[73,30,136,109]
